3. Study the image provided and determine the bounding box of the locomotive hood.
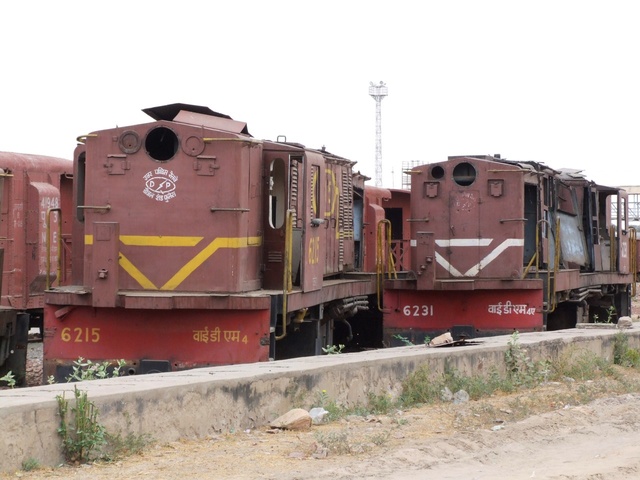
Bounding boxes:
[142,103,251,136]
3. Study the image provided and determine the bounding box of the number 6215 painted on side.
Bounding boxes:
[61,327,100,343]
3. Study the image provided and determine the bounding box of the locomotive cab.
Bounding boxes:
[261,140,374,358]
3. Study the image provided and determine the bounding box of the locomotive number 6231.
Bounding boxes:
[402,305,434,317]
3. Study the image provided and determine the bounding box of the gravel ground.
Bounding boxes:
[26,341,44,387]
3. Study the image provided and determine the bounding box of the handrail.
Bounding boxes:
[531,218,558,313]
[76,134,98,144]
[276,209,294,341]
[609,225,617,272]
[376,219,397,311]
[45,208,62,290]
[77,204,112,211]
[522,251,537,278]
[631,227,637,297]
[389,239,410,271]
[210,207,250,212]
[202,137,263,145]
[532,219,550,279]
[550,217,560,313]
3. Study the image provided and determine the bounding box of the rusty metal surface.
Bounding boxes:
[0,152,73,311]
[43,304,270,379]
[119,291,271,310]
[284,276,376,312]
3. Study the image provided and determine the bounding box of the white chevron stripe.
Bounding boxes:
[435,239,493,247]
[435,238,524,277]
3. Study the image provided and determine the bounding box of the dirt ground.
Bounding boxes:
[5,294,640,479]
[6,375,640,480]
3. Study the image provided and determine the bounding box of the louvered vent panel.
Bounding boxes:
[341,170,354,239]
[268,251,283,263]
[290,160,298,224]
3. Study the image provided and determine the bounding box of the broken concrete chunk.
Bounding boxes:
[269,408,312,431]
[429,332,454,347]
[617,316,633,329]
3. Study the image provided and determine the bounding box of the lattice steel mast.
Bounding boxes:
[369,81,388,187]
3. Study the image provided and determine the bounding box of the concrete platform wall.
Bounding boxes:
[1,327,638,473]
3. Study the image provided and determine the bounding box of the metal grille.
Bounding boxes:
[339,169,354,269]
[267,251,283,263]
[341,169,354,239]
[289,159,298,225]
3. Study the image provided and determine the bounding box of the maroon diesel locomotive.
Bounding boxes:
[383,154,638,345]
[0,151,73,385]
[43,104,378,380]
[39,106,640,382]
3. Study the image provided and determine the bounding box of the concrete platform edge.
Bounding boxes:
[1,327,638,472]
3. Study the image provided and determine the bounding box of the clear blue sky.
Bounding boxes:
[1,0,638,187]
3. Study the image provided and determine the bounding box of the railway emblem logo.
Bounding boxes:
[143,168,178,203]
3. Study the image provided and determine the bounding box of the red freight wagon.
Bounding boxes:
[0,151,72,385]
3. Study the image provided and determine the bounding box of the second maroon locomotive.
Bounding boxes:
[383,155,637,345]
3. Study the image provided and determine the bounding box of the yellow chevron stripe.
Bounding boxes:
[85,235,203,247]
[85,234,262,290]
[161,236,262,290]
[120,236,203,246]
[119,253,158,289]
